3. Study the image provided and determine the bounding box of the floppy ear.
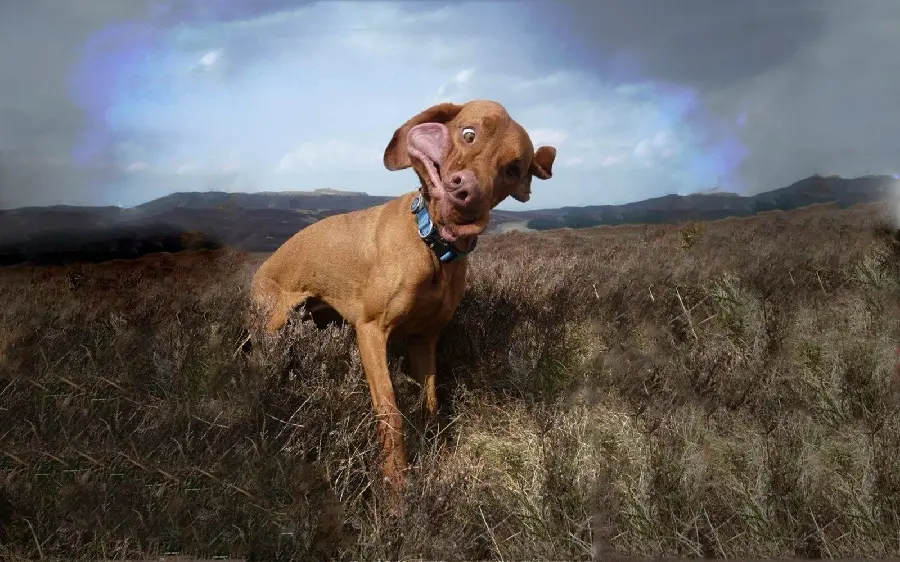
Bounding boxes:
[512,145,557,203]
[530,145,556,180]
[383,102,464,171]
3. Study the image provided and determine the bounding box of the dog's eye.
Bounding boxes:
[462,127,476,143]
[505,163,521,178]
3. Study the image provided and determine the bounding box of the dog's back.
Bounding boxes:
[250,194,421,331]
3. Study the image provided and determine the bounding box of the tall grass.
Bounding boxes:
[0,202,898,560]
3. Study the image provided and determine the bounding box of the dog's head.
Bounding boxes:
[383,100,556,251]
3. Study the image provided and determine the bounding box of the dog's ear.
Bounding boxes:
[383,102,464,171]
[511,145,556,203]
[530,145,556,180]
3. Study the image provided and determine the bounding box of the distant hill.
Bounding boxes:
[521,174,896,230]
[0,175,895,260]
[129,188,392,218]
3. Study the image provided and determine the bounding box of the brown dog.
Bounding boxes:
[251,99,556,489]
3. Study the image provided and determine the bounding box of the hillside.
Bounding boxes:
[524,174,896,229]
[0,201,897,559]
[129,188,392,217]
[0,175,896,262]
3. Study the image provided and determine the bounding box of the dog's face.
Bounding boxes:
[384,100,556,251]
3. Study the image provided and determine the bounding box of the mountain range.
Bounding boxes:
[0,174,896,263]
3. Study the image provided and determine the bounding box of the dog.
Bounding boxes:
[251,99,556,491]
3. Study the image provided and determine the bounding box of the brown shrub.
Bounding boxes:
[0,201,898,560]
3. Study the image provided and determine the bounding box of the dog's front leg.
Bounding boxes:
[355,322,408,491]
[406,335,439,426]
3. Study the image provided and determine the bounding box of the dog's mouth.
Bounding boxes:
[431,202,488,256]
[413,151,445,200]
[423,169,487,251]
[407,123,488,252]
[433,162,443,187]
[438,217,482,244]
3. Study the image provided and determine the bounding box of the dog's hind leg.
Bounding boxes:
[267,290,316,334]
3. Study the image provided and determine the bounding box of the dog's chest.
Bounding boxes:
[400,267,465,332]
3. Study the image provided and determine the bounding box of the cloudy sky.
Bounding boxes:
[1,0,899,210]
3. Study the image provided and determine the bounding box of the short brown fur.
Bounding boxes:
[251,99,557,495]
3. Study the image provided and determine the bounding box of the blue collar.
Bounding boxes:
[410,194,476,263]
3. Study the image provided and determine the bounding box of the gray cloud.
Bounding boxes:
[715,1,900,193]
[0,0,312,208]
[0,1,151,207]
[552,0,900,193]
[545,0,826,89]
[1,0,898,208]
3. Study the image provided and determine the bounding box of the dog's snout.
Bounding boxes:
[453,189,472,205]
[447,170,474,190]
[446,170,478,206]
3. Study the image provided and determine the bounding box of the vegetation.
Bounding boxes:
[0,225,221,267]
[0,202,898,560]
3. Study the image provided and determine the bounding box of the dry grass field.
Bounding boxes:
[1,202,899,560]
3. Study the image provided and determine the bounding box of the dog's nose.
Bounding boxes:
[446,170,478,207]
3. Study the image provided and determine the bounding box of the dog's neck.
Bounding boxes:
[410,194,476,263]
